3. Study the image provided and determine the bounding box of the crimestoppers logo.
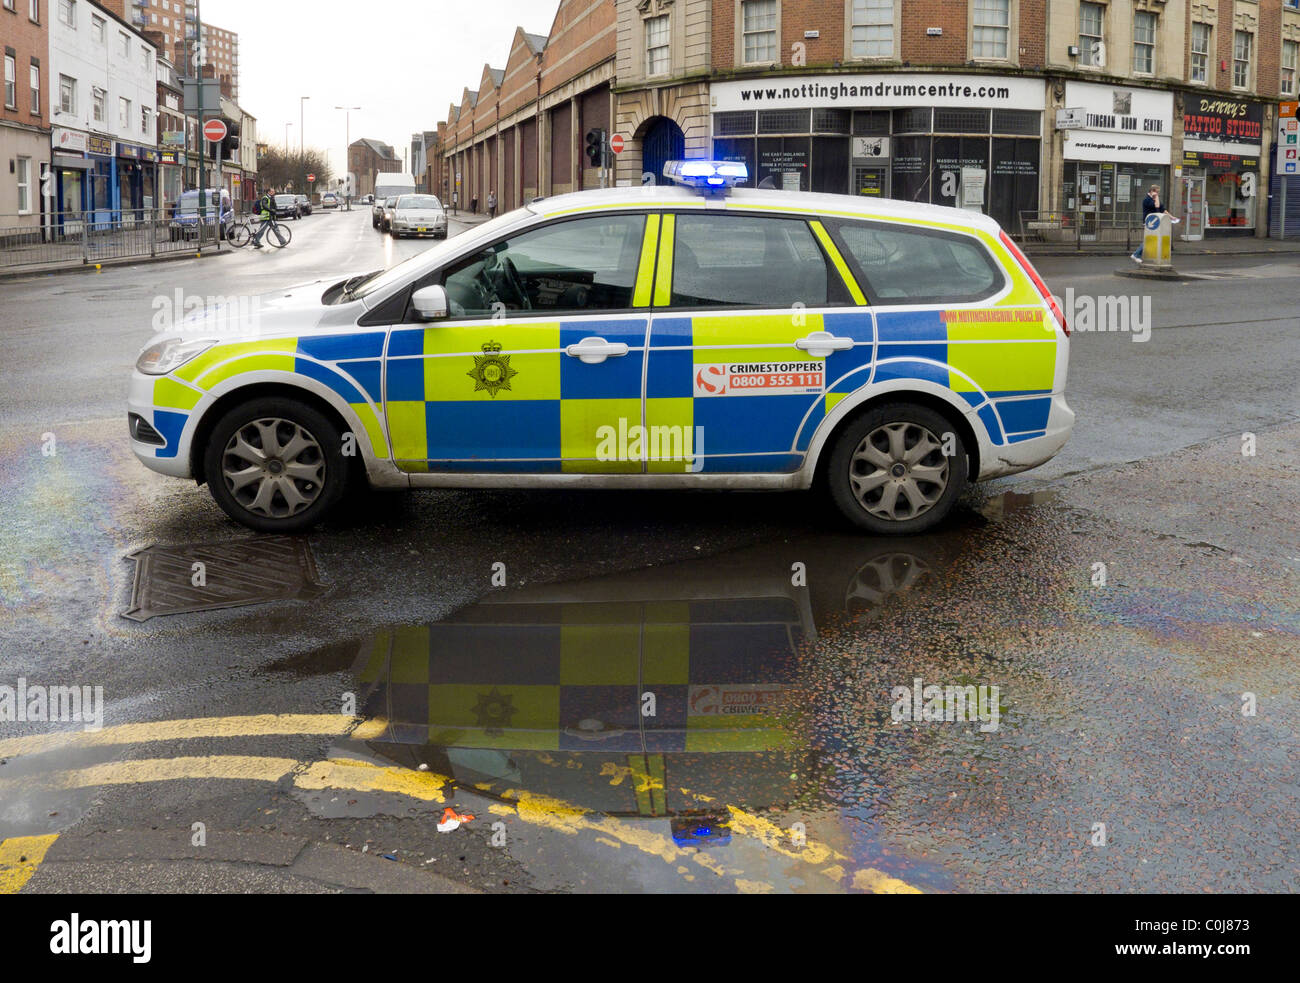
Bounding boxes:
[0,678,104,732]
[891,676,1001,733]
[50,914,152,964]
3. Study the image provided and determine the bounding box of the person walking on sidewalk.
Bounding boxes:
[488,190,497,219]
[1132,185,1177,264]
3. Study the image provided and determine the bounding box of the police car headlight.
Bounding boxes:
[136,337,218,376]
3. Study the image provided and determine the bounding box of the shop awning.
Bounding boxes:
[54,154,93,170]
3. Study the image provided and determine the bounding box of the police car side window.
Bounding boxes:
[670,214,829,309]
[439,214,646,318]
[835,222,1003,304]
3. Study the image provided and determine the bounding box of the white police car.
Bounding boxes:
[129,160,1073,534]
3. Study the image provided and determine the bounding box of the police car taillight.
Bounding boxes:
[663,160,749,193]
[999,230,1069,337]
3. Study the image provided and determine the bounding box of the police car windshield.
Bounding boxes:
[346,205,535,302]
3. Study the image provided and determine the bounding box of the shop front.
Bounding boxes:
[1181,95,1263,238]
[117,143,161,219]
[1058,82,1172,241]
[711,74,1045,231]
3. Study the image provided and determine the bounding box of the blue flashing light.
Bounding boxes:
[663,159,749,193]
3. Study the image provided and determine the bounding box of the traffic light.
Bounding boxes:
[585,128,605,168]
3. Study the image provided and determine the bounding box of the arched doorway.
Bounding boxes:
[640,116,685,185]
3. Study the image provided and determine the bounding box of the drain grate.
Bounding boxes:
[122,535,328,621]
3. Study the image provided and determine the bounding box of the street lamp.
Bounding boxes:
[335,105,360,210]
[300,96,309,157]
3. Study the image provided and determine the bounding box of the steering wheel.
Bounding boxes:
[499,256,531,310]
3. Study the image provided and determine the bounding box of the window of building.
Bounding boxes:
[645,14,669,75]
[141,105,150,134]
[93,86,104,122]
[972,0,1010,59]
[58,73,74,114]
[57,0,72,28]
[1133,11,1155,74]
[742,0,778,64]
[17,156,31,214]
[670,214,828,308]
[142,46,151,72]
[1078,2,1104,67]
[119,96,130,129]
[837,222,1002,304]
[29,0,38,21]
[118,32,129,58]
[1283,41,1298,96]
[850,0,893,59]
[4,2,15,14]
[1233,31,1252,88]
[4,55,14,110]
[91,12,104,43]
[1190,23,1210,83]
[29,61,38,114]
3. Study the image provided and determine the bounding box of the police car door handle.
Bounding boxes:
[565,337,630,365]
[795,331,854,359]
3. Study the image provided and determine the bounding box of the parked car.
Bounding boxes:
[295,194,313,216]
[168,189,236,241]
[321,192,340,209]
[272,194,301,220]
[389,194,448,238]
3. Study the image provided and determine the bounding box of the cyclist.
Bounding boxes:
[251,186,277,247]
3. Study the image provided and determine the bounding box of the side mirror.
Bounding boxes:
[411,284,448,321]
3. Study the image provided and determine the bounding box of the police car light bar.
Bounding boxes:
[663,159,749,192]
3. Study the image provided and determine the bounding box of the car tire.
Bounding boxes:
[826,402,967,536]
[203,397,350,534]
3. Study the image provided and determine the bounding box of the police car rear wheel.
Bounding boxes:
[828,403,966,535]
[204,399,348,533]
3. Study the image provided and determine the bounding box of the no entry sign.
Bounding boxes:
[202,119,228,143]
[610,134,625,155]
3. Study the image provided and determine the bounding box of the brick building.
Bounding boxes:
[2,0,50,230]
[433,1,1300,238]
[349,137,401,198]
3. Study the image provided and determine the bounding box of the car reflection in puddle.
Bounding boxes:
[273,531,969,889]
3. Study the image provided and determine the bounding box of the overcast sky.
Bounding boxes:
[201,0,557,178]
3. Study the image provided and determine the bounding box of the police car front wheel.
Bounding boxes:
[203,398,349,533]
[827,403,967,535]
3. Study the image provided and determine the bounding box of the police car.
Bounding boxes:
[129,160,1073,534]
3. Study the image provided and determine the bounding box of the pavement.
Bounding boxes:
[0,211,1297,893]
[1022,232,1300,258]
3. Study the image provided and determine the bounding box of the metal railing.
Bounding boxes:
[0,207,232,272]
[1015,210,1139,250]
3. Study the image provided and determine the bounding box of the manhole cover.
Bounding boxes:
[122,536,328,621]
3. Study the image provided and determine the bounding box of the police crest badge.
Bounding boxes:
[467,340,518,398]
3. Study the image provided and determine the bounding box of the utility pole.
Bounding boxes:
[300,95,309,193]
[194,0,207,244]
[335,105,360,210]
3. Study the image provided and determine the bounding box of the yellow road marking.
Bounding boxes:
[0,834,59,894]
[0,713,388,760]
[296,758,447,802]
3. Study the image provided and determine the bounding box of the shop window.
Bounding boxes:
[971,0,1010,60]
[812,137,850,194]
[812,108,851,134]
[670,213,828,309]
[850,0,893,59]
[1283,41,1297,97]
[853,109,890,136]
[1233,31,1252,89]
[890,135,930,202]
[836,222,1003,304]
[992,109,1040,135]
[1133,12,1155,75]
[741,0,778,65]
[715,111,756,136]
[892,107,931,133]
[1190,23,1210,83]
[757,136,810,190]
[758,109,809,134]
[1078,2,1104,67]
[934,108,990,134]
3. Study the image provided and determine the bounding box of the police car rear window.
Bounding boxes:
[670,214,828,309]
[836,222,1003,304]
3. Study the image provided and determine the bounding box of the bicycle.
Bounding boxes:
[230,215,292,249]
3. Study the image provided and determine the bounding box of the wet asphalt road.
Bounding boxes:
[0,209,1297,893]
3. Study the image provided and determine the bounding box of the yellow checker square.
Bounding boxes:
[948,342,1056,394]
[690,312,825,364]
[177,337,297,384]
[642,622,691,684]
[349,402,389,458]
[644,397,694,475]
[560,625,640,685]
[429,683,560,750]
[945,308,1056,343]
[423,322,561,402]
[154,377,201,410]
[561,398,641,473]
[825,392,848,414]
[386,400,427,462]
[387,625,433,684]
[684,719,796,752]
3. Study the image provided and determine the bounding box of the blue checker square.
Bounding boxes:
[386,358,425,401]
[873,352,949,387]
[560,318,647,348]
[995,397,1052,435]
[388,329,424,357]
[426,625,561,684]
[337,360,383,402]
[648,316,694,347]
[558,686,642,751]
[426,400,560,459]
[646,348,695,398]
[693,394,818,455]
[297,332,386,361]
[294,358,365,405]
[823,310,876,343]
[977,404,1005,445]
[875,309,947,342]
[561,352,645,400]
